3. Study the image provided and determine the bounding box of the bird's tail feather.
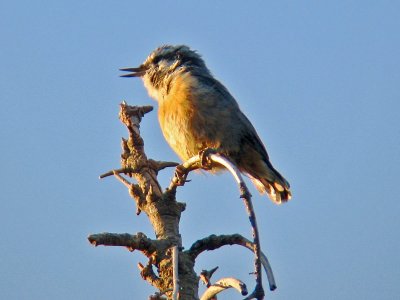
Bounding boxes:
[249,167,291,205]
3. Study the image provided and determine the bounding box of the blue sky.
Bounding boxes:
[1,1,399,299]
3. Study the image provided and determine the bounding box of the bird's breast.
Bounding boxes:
[158,73,202,161]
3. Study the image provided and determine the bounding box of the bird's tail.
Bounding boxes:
[248,164,291,205]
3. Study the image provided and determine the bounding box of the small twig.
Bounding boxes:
[100,161,178,179]
[209,154,265,299]
[200,277,248,300]
[172,246,179,300]
[200,266,219,287]
[108,171,144,215]
[138,262,164,290]
[99,167,137,179]
[259,252,276,291]
[112,171,132,188]
[148,159,180,172]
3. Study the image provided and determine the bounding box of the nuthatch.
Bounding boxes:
[121,45,291,204]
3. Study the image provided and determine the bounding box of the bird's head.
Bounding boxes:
[120,45,208,100]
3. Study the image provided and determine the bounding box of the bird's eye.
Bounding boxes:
[153,56,162,64]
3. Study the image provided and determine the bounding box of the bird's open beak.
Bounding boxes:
[119,66,147,77]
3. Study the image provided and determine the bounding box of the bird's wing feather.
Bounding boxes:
[194,72,271,160]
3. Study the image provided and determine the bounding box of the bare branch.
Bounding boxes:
[243,282,264,300]
[90,104,278,299]
[172,246,179,300]
[187,234,276,291]
[170,152,266,299]
[99,167,138,179]
[87,232,158,256]
[209,154,265,299]
[99,161,178,179]
[112,170,133,188]
[148,159,180,172]
[91,104,192,296]
[118,102,164,198]
[259,252,277,291]
[188,234,245,258]
[200,277,248,300]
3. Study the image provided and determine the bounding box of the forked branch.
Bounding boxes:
[89,103,277,300]
[169,152,266,299]
[188,234,276,291]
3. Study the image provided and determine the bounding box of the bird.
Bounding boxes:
[120,45,291,204]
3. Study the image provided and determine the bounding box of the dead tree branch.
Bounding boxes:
[188,234,276,291]
[88,232,158,255]
[200,277,248,300]
[168,153,265,299]
[89,103,277,299]
[89,103,194,299]
[172,246,179,300]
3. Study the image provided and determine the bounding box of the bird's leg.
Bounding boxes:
[167,157,200,192]
[168,147,221,192]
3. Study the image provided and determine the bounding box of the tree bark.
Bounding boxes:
[88,103,274,300]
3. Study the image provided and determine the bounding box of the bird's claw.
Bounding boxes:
[199,148,217,170]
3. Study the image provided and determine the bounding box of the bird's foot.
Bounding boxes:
[198,148,218,170]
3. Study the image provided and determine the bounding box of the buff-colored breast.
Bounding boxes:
[158,73,209,161]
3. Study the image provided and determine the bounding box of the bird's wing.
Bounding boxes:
[194,73,271,160]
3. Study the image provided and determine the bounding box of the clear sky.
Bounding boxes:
[1,1,399,299]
